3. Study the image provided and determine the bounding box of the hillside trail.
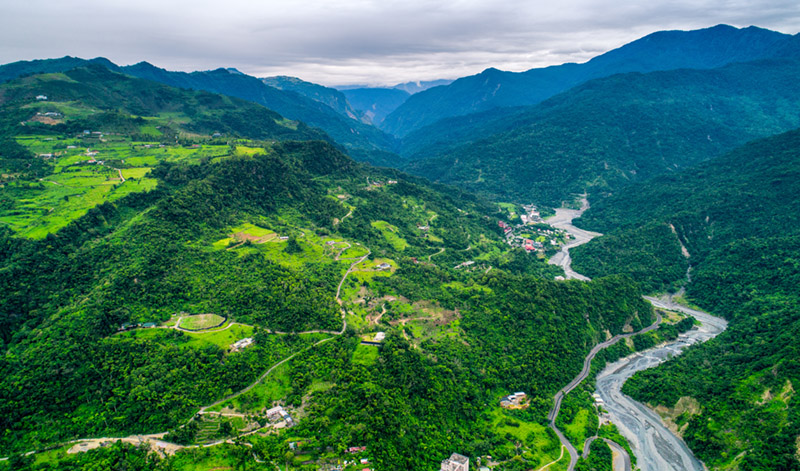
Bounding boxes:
[15,243,372,460]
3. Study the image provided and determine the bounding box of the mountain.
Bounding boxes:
[402,58,800,206]
[392,78,453,95]
[571,129,800,470]
[0,67,656,471]
[261,75,365,122]
[120,62,399,164]
[0,57,401,166]
[0,56,121,82]
[382,25,800,136]
[341,87,410,125]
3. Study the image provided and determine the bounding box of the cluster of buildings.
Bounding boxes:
[368,179,398,188]
[498,204,568,254]
[118,322,156,331]
[266,405,294,427]
[500,392,529,410]
[36,111,61,118]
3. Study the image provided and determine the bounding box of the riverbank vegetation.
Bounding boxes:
[573,129,800,470]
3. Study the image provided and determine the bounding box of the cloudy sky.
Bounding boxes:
[2,0,798,86]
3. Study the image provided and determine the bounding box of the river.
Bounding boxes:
[596,296,727,471]
[546,200,728,471]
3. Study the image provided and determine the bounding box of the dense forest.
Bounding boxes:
[403,58,800,205]
[0,67,659,471]
[572,129,800,470]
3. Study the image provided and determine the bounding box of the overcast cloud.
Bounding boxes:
[1,0,798,86]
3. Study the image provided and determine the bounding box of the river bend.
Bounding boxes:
[547,201,728,471]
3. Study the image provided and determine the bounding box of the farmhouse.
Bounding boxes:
[36,95,47,100]
[376,262,391,270]
[230,337,254,352]
[500,392,529,409]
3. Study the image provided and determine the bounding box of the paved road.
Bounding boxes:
[543,199,727,471]
[595,296,727,471]
[582,437,632,471]
[547,313,661,471]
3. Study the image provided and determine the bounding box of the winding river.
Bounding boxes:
[546,201,728,471]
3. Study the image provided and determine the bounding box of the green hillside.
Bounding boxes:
[572,129,800,470]
[0,69,655,471]
[0,65,326,238]
[404,59,800,206]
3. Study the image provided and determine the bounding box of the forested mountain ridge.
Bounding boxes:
[0,57,401,166]
[571,129,800,470]
[261,75,366,123]
[0,68,656,471]
[382,24,800,136]
[403,58,800,206]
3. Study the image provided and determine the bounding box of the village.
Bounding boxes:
[497,204,571,255]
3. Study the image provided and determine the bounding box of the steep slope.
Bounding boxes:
[341,87,410,125]
[261,75,365,122]
[571,129,800,470]
[383,24,799,136]
[403,58,800,206]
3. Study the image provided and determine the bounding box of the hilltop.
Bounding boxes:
[0,57,401,166]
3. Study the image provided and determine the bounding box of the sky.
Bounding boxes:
[1,0,799,86]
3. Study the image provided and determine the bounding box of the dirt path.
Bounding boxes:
[199,246,370,411]
[427,247,445,261]
[536,444,565,471]
[371,304,387,325]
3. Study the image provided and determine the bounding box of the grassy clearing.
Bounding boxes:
[179,313,226,330]
[114,324,254,351]
[488,406,563,469]
[371,220,408,251]
[564,408,591,446]
[170,443,274,470]
[352,343,379,366]
[181,324,255,350]
[211,361,292,413]
[339,243,369,259]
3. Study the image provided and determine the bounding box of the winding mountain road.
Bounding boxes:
[546,200,728,471]
[546,312,662,471]
[595,296,727,471]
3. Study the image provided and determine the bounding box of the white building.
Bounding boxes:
[441,453,469,471]
[230,337,254,352]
